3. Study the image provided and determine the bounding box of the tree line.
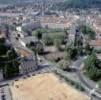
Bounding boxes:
[52,0,101,10]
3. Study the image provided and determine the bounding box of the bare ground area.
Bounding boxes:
[10,73,89,100]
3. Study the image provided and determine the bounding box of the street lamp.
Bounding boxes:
[89,84,99,100]
[89,89,95,100]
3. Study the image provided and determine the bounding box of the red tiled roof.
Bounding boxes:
[18,49,32,57]
[90,39,101,47]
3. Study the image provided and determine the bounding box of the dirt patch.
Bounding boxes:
[10,73,89,100]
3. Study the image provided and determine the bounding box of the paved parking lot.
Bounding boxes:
[0,85,12,100]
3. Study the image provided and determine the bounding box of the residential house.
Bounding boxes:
[0,70,3,81]
[18,48,37,75]
[90,39,101,50]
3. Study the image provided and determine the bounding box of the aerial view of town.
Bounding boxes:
[0,0,101,100]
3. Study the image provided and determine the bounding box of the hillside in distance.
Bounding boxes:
[66,0,101,7]
[0,0,31,4]
[52,0,101,10]
[0,0,101,9]
[0,0,63,4]
[0,0,16,4]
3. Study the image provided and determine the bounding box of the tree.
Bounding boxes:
[79,25,96,40]
[84,42,93,55]
[0,37,5,43]
[64,29,69,45]
[35,42,44,55]
[54,39,62,51]
[74,29,84,56]
[98,81,101,89]
[58,60,71,71]
[84,52,101,81]
[64,29,69,39]
[4,60,19,78]
[65,44,78,60]
[36,29,42,40]
[28,42,39,67]
[4,24,10,39]
[0,38,20,78]
[42,34,53,46]
[4,49,20,78]
[52,0,101,10]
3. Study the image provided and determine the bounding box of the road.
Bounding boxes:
[0,84,12,100]
[0,56,101,100]
[1,31,101,100]
[72,57,101,100]
[0,62,57,100]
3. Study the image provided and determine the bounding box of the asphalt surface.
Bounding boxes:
[73,57,101,100]
[0,85,12,100]
[0,56,101,100]
[1,32,101,100]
